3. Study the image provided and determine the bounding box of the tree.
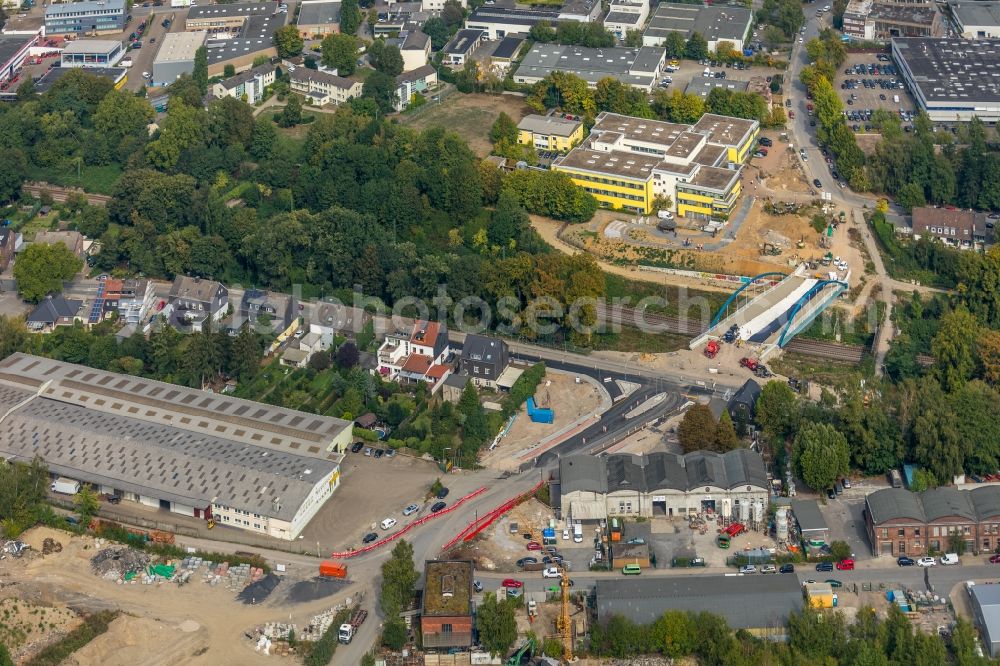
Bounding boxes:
[371,41,404,77]
[829,540,851,561]
[231,324,262,379]
[340,0,362,35]
[321,33,359,75]
[896,182,926,212]
[980,329,1000,387]
[362,71,398,114]
[224,63,236,78]
[277,93,303,128]
[932,307,979,392]
[422,17,450,51]
[0,315,30,360]
[94,88,154,146]
[624,29,643,47]
[0,149,26,203]
[529,20,556,42]
[677,404,717,453]
[15,77,35,101]
[662,32,687,59]
[336,341,360,369]
[0,641,13,666]
[715,411,739,451]
[490,112,518,146]
[13,243,83,303]
[793,422,850,492]
[380,539,418,616]
[309,350,332,371]
[250,116,278,159]
[74,483,100,525]
[755,381,799,441]
[382,619,407,650]
[193,46,208,96]
[441,0,465,29]
[685,32,709,61]
[476,592,517,657]
[273,25,304,58]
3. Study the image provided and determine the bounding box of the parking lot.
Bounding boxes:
[834,53,917,134]
[654,58,783,99]
[298,448,455,553]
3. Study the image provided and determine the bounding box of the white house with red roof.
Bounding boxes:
[376,320,451,391]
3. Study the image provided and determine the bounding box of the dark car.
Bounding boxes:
[990,554,1000,564]
[897,556,916,566]
[351,442,364,453]
[431,501,447,512]
[827,488,836,499]
[815,561,834,572]
[759,137,773,147]
[516,557,538,567]
[374,449,384,459]
[436,487,450,499]
[779,563,795,573]
[106,495,121,504]
[362,532,378,544]
[813,178,822,188]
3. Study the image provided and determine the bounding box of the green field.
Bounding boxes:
[26,163,122,195]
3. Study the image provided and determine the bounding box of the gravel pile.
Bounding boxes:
[237,573,281,605]
[90,546,151,579]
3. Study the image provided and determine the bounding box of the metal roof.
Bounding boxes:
[922,486,976,522]
[297,0,341,26]
[789,499,828,533]
[866,488,927,523]
[596,574,802,629]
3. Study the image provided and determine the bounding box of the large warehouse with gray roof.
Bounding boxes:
[0,353,352,540]
[558,449,768,521]
[892,38,1000,122]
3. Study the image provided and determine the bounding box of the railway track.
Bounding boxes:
[21,182,111,207]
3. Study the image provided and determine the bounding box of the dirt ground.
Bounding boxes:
[0,526,368,666]
[479,371,603,472]
[402,92,532,156]
[0,596,81,663]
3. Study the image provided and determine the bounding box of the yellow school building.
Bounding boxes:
[517,114,584,153]
[551,112,758,219]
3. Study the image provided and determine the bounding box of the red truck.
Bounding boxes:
[704,340,720,359]
[739,357,758,371]
[338,609,368,643]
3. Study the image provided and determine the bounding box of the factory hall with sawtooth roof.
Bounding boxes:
[0,353,352,540]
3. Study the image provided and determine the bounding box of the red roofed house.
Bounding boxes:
[376,320,451,391]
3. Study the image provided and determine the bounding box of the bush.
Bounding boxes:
[301,607,351,665]
[501,362,545,419]
[352,427,379,442]
[25,610,118,666]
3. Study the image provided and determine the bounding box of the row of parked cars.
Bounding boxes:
[360,487,451,544]
[739,563,797,574]
[350,441,396,459]
[897,553,962,566]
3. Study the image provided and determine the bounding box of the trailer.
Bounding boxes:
[338,608,367,644]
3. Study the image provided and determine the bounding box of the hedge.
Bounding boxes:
[501,362,546,419]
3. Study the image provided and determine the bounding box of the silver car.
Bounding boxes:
[739,564,757,574]
[403,503,419,516]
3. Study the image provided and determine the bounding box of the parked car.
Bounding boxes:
[836,558,855,571]
[527,542,542,551]
[473,580,483,593]
[402,503,419,516]
[562,529,570,540]
[542,567,561,579]
[739,564,757,574]
[362,532,378,544]
[436,487,450,499]
[501,579,523,588]
[897,556,915,566]
[815,562,834,572]
[826,579,843,588]
[373,449,384,459]
[779,564,795,574]
[351,442,364,453]
[516,557,537,567]
[989,554,1000,564]
[916,557,937,567]
[431,501,447,512]
[364,447,373,456]
[940,553,960,565]
[380,518,397,530]
[761,564,777,574]
[813,178,823,188]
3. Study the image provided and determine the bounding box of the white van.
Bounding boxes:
[380,517,397,530]
[573,523,583,543]
[120,57,133,67]
[893,94,899,104]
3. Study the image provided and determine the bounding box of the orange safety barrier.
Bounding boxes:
[441,480,544,551]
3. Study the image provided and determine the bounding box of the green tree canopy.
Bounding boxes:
[321,33,359,75]
[13,243,83,303]
[476,592,518,657]
[793,422,850,492]
[755,381,799,441]
[677,404,717,453]
[273,25,304,58]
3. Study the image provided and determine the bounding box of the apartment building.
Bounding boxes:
[551,111,758,218]
[210,63,276,103]
[289,68,363,106]
[517,114,584,152]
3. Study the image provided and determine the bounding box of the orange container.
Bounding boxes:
[319,560,347,578]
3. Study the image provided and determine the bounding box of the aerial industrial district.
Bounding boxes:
[0,0,999,661]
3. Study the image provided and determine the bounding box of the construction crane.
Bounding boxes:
[557,572,574,662]
[505,637,534,666]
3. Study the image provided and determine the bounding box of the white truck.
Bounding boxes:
[338,608,367,644]
[573,522,583,543]
[51,478,80,495]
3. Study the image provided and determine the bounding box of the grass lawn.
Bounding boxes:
[26,163,122,195]
[591,327,689,353]
[604,273,728,319]
[770,353,875,387]
[17,215,56,242]
[402,92,533,157]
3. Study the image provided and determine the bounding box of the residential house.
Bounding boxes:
[33,230,85,258]
[517,114,584,152]
[441,373,470,404]
[167,275,230,331]
[376,320,451,391]
[309,302,373,347]
[911,206,991,248]
[290,68,363,106]
[865,486,1000,557]
[395,64,437,111]
[101,278,156,326]
[421,560,474,649]
[210,63,276,103]
[442,29,485,67]
[393,29,430,71]
[26,293,84,332]
[233,288,298,336]
[280,347,310,368]
[460,334,509,389]
[0,228,14,272]
[728,378,761,423]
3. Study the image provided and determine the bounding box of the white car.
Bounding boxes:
[740,564,757,574]
[940,553,960,565]
[562,529,570,540]
[798,37,804,43]
[380,517,397,530]
[141,71,150,80]
[402,504,419,516]
[542,567,562,579]
[916,556,937,567]
[761,564,777,574]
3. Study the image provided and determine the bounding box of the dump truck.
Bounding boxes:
[338,608,367,643]
[704,340,720,359]
[319,560,347,578]
[51,478,80,495]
